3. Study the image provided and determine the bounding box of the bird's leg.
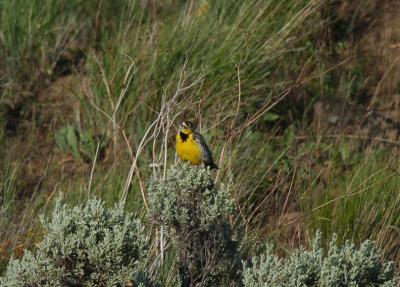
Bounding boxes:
[174,152,180,166]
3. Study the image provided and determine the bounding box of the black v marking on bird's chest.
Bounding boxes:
[180,132,189,142]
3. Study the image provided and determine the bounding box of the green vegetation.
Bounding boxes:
[2,167,397,286]
[1,197,150,286]
[243,232,397,286]
[0,0,399,285]
[55,124,107,161]
[148,165,241,286]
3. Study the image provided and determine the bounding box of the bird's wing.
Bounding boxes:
[193,132,214,164]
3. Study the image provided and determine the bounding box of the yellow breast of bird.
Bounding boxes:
[176,132,202,165]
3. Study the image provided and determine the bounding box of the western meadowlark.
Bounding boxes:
[175,121,219,170]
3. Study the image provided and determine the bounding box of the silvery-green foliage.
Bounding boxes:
[1,197,150,287]
[243,234,322,287]
[148,164,234,231]
[321,235,397,287]
[243,232,397,287]
[148,165,241,286]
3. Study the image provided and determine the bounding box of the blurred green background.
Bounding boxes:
[0,0,399,274]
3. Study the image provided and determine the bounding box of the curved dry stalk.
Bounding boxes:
[86,54,136,198]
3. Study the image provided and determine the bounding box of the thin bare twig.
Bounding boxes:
[86,54,136,199]
[215,65,241,183]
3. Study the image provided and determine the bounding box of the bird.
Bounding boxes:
[175,121,219,170]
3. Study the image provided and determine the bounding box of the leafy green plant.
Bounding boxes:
[263,112,280,123]
[243,232,397,287]
[0,197,151,286]
[54,124,106,161]
[148,165,242,287]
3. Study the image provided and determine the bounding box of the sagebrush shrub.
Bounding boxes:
[148,165,242,287]
[243,232,398,287]
[0,197,150,287]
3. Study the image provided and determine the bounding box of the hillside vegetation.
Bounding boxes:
[0,0,399,285]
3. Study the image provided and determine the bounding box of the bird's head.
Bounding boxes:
[179,121,194,134]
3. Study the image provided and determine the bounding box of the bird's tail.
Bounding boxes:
[206,161,219,170]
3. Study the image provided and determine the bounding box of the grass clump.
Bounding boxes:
[0,197,150,287]
[243,232,397,287]
[303,159,400,262]
[148,165,242,287]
